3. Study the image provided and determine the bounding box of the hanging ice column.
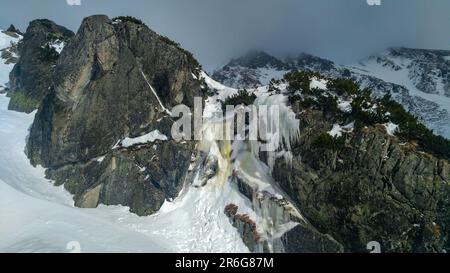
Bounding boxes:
[250,94,301,172]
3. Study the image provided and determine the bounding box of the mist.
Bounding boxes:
[1,0,449,71]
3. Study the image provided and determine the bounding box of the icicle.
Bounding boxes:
[252,94,301,172]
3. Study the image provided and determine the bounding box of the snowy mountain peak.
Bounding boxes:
[285,53,337,73]
[212,51,290,88]
[2,13,450,254]
[212,51,341,89]
[357,47,450,97]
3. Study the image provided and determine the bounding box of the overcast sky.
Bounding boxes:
[1,0,449,71]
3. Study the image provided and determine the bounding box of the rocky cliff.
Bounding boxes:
[27,15,203,215]
[8,19,74,113]
[198,71,449,253]
[17,15,450,252]
[274,115,450,252]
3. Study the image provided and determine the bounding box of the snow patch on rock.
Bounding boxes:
[50,40,65,54]
[338,99,352,113]
[328,122,354,137]
[121,130,168,148]
[384,122,399,136]
[310,77,328,90]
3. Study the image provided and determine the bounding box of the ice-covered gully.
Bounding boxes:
[157,74,306,252]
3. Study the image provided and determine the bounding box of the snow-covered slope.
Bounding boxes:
[0,30,21,90]
[0,71,306,252]
[0,43,252,252]
[0,92,252,253]
[352,48,450,97]
[1,22,304,252]
[212,52,339,89]
[349,48,450,137]
[212,49,450,139]
[0,59,303,252]
[0,94,170,252]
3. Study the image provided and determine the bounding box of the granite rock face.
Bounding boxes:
[272,109,450,252]
[27,15,203,215]
[8,19,74,113]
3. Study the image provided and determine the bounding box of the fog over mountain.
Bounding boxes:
[1,0,449,71]
[2,1,450,253]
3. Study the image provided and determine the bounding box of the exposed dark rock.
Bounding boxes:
[16,15,450,253]
[8,19,74,113]
[0,41,19,65]
[224,203,239,217]
[211,51,335,89]
[46,139,195,216]
[26,15,203,215]
[0,27,20,66]
[235,176,254,201]
[224,204,264,252]
[212,51,289,89]
[198,153,218,186]
[272,108,450,253]
[281,223,344,253]
[227,50,288,70]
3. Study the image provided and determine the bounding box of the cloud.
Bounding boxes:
[1,0,449,71]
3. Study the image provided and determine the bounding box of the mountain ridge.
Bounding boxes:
[1,15,449,253]
[212,48,450,139]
